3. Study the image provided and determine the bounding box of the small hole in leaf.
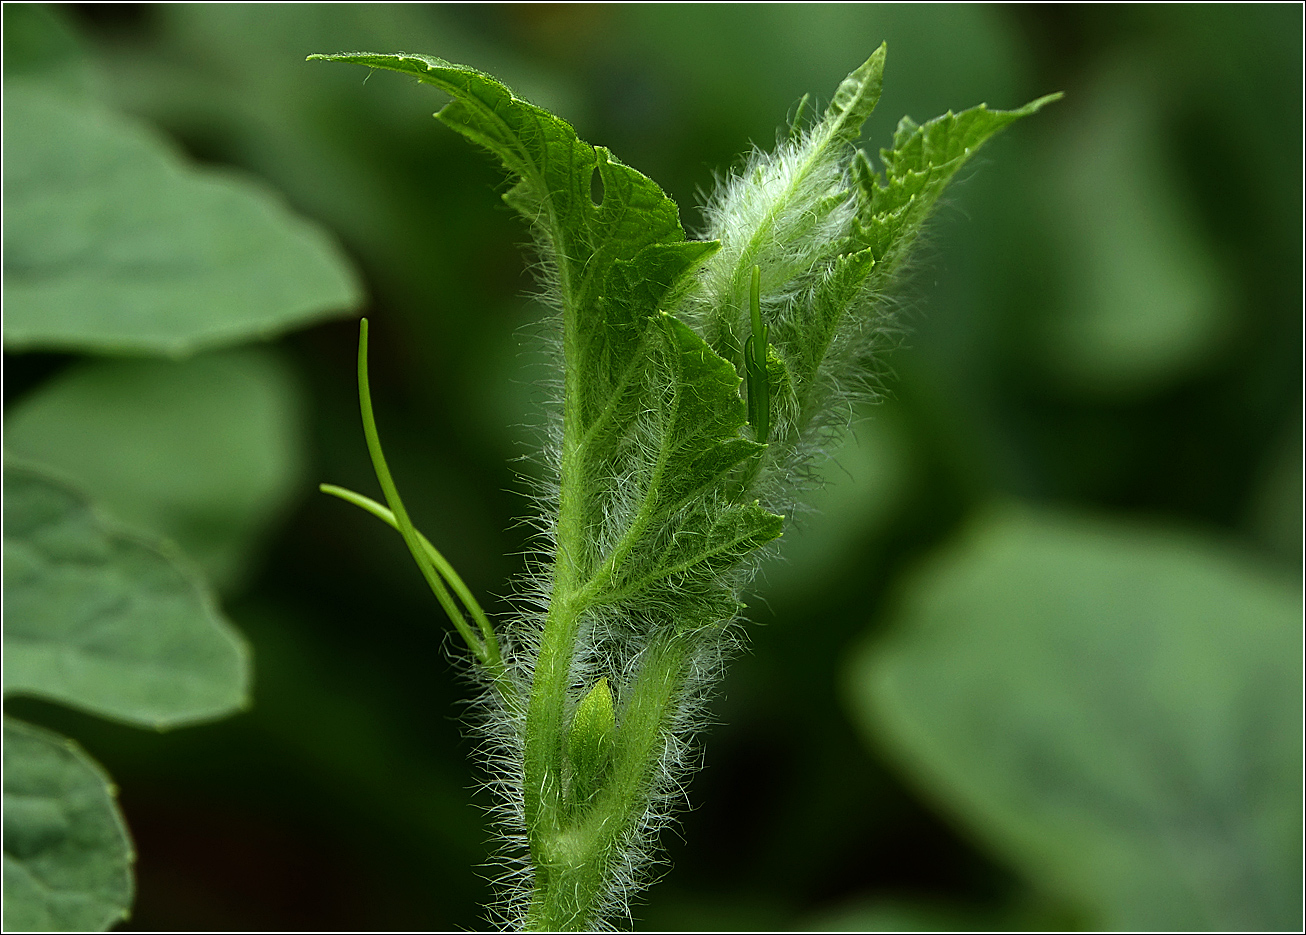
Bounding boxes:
[590,166,604,207]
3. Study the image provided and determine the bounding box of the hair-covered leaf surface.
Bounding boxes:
[311,51,783,620]
[2,463,251,729]
[2,717,133,933]
[694,45,1058,494]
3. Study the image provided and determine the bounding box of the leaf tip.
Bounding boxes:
[1018,91,1065,117]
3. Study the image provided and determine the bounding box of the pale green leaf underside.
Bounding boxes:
[2,717,133,933]
[571,243,753,592]
[821,44,886,146]
[2,463,251,729]
[585,312,781,617]
[4,348,305,590]
[2,85,361,356]
[847,508,1302,931]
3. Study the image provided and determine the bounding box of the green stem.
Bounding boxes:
[524,631,689,930]
[521,208,589,924]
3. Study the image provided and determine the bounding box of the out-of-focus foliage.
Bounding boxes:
[3,465,249,729]
[848,508,1300,931]
[2,4,1298,932]
[2,3,358,930]
[1033,57,1231,398]
[3,86,359,356]
[5,350,304,589]
[3,718,133,932]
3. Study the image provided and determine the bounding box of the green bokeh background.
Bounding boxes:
[4,4,1301,931]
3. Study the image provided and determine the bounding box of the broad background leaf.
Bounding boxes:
[1,3,96,96]
[3,463,251,730]
[846,507,1302,931]
[1035,58,1230,397]
[5,347,305,590]
[2,84,361,356]
[2,717,133,933]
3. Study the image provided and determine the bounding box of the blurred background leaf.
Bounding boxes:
[2,3,355,930]
[1,1,97,95]
[1034,55,1232,397]
[2,3,1299,932]
[5,349,305,591]
[3,717,134,932]
[846,507,1301,931]
[3,464,250,729]
[2,85,360,356]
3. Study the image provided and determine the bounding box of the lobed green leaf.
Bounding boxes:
[785,92,1061,441]
[311,51,783,615]
[4,348,304,590]
[851,93,1061,280]
[2,717,133,933]
[2,463,251,729]
[307,53,684,317]
[2,85,361,356]
[847,508,1302,931]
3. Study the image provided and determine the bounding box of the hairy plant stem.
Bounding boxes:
[520,202,703,925]
[311,47,1057,932]
[525,628,689,930]
[525,250,608,926]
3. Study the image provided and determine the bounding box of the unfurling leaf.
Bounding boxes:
[569,678,616,804]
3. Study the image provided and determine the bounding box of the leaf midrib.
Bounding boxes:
[571,343,751,611]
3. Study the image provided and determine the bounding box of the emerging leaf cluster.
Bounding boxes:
[691,48,1058,509]
[311,46,1055,931]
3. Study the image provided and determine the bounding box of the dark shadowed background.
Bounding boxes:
[4,4,1301,931]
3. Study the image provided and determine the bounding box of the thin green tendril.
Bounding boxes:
[323,319,512,695]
